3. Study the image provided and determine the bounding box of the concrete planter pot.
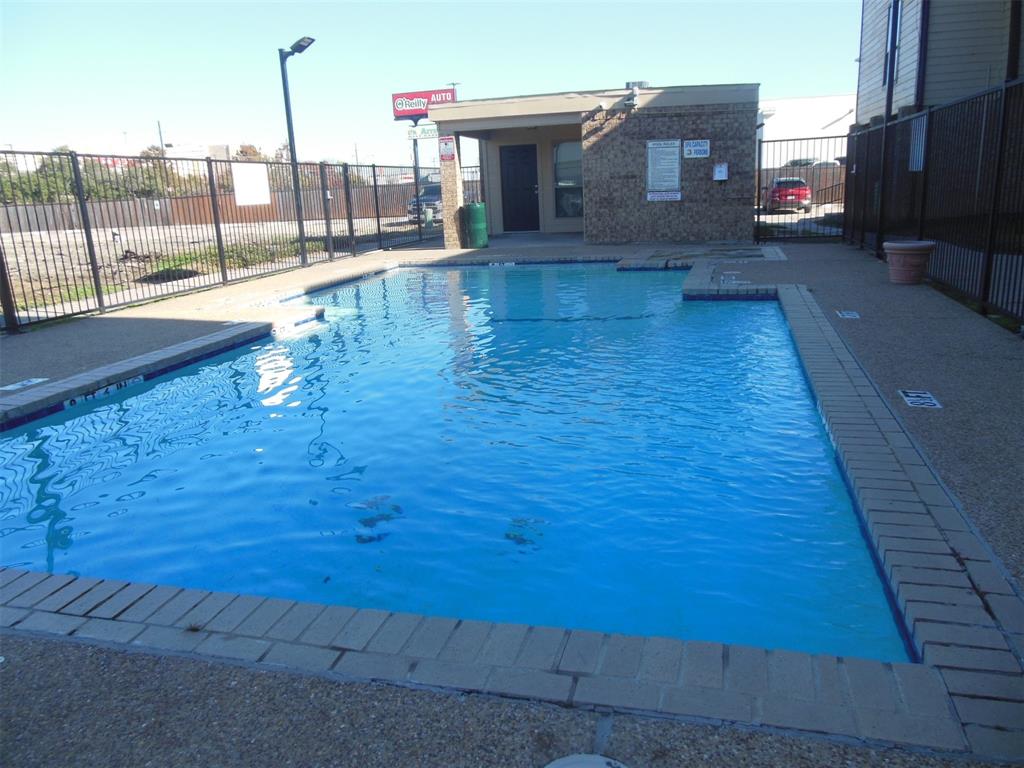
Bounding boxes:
[883,240,935,285]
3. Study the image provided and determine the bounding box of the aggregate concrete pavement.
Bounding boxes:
[0,633,1007,768]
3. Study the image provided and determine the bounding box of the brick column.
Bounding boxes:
[440,133,465,248]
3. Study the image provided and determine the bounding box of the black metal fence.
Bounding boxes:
[0,151,482,330]
[755,135,848,240]
[844,78,1023,320]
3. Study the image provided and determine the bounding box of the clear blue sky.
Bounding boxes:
[0,1,861,165]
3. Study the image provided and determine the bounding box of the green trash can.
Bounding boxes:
[464,202,488,249]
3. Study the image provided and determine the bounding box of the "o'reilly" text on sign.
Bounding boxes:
[392,88,457,119]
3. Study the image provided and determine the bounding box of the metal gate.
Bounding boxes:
[755,135,848,241]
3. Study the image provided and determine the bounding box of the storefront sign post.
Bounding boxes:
[391,87,458,239]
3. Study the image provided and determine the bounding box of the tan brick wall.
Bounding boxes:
[440,136,465,248]
[582,103,757,244]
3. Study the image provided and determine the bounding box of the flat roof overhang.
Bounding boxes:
[429,83,759,136]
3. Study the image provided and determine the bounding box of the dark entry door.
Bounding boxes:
[500,144,539,231]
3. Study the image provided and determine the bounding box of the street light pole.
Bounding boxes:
[279,36,315,266]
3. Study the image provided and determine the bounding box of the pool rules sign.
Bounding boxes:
[646,140,681,201]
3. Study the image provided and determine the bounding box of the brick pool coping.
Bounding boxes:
[1,253,1022,761]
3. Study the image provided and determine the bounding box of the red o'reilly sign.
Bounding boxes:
[392,88,456,120]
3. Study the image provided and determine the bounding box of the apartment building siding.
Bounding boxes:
[923,0,1013,105]
[856,0,1018,125]
[856,0,923,122]
[856,0,891,121]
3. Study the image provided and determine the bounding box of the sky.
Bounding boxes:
[0,1,862,166]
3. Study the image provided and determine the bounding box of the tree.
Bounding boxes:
[233,144,268,161]
[140,145,166,158]
[273,142,291,163]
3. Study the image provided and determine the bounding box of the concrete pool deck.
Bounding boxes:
[1,240,1022,764]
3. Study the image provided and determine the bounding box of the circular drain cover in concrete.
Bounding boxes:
[544,756,628,768]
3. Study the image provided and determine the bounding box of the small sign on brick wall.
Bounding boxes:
[683,139,710,158]
[898,389,942,408]
[836,310,860,319]
[439,135,456,162]
[646,139,681,201]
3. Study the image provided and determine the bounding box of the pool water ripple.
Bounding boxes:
[0,265,906,660]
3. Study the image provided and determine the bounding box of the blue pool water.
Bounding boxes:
[0,264,907,660]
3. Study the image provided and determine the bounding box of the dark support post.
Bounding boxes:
[319,162,335,260]
[0,243,20,333]
[371,164,383,250]
[206,158,228,283]
[755,138,762,243]
[70,152,105,311]
[914,0,931,111]
[843,134,854,241]
[342,163,356,257]
[413,136,423,242]
[1008,0,1021,81]
[916,108,932,240]
[980,84,1009,315]
[858,132,869,248]
[875,0,902,257]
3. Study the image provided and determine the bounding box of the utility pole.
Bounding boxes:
[157,121,166,155]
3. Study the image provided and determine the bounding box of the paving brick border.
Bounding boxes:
[2,252,1022,761]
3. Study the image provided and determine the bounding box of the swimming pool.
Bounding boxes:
[0,264,908,660]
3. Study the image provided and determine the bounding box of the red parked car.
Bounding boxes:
[765,177,813,213]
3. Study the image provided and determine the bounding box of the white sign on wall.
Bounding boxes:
[439,135,457,162]
[231,162,271,206]
[646,139,681,202]
[713,162,729,181]
[683,139,711,158]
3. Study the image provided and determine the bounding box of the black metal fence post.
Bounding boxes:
[916,109,933,241]
[319,162,335,261]
[755,138,762,243]
[857,131,870,249]
[70,152,105,311]
[206,158,228,283]
[843,133,855,241]
[0,243,21,333]
[342,164,356,257]
[874,124,889,257]
[413,138,423,243]
[980,84,1009,315]
[371,164,383,250]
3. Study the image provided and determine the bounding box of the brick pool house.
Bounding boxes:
[430,83,759,246]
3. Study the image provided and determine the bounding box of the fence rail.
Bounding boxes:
[755,135,848,241]
[844,78,1023,321]
[0,151,481,330]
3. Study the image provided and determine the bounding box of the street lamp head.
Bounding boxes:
[290,36,315,54]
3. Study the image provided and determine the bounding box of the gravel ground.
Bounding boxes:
[730,241,1024,587]
[0,634,1004,768]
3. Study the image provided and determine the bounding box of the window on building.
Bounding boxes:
[554,142,583,218]
[882,1,902,86]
